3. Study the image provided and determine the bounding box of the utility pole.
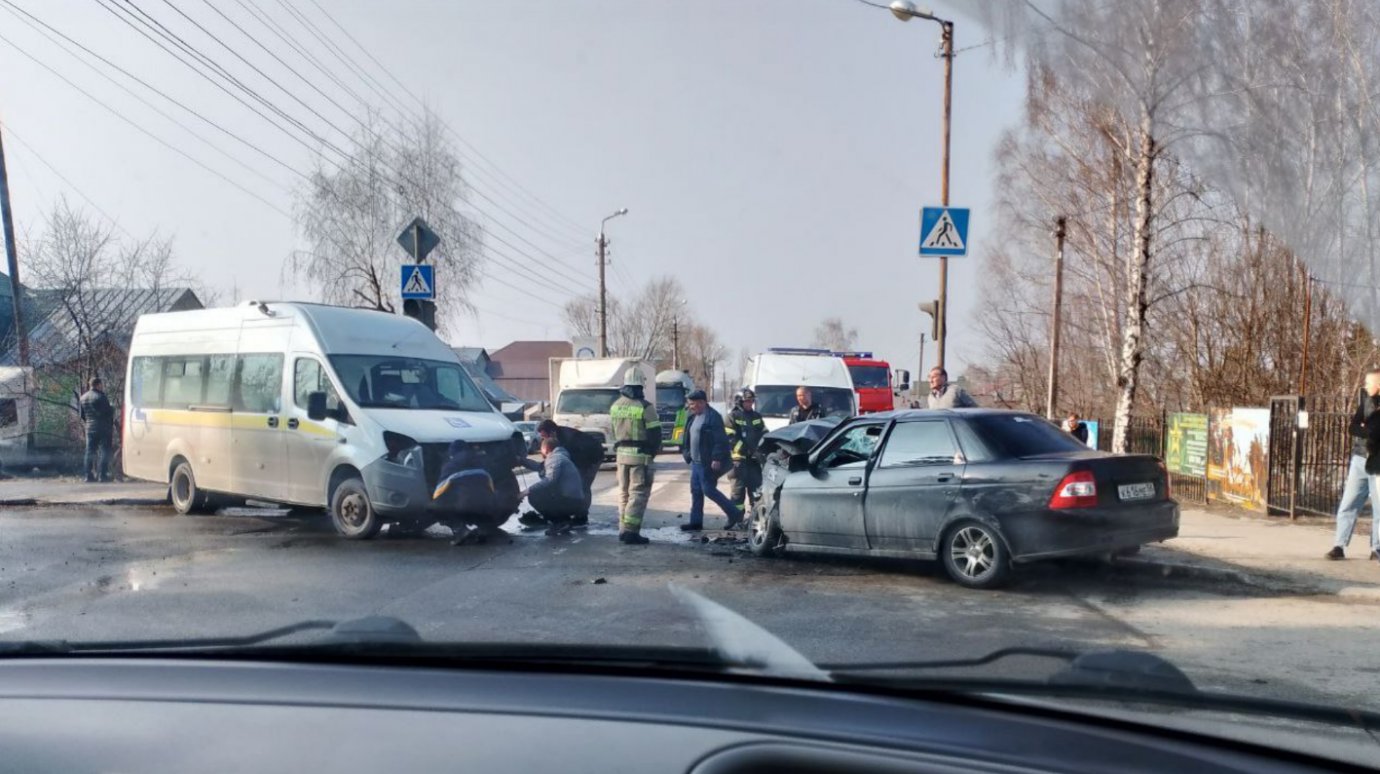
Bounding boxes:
[936,19,954,371]
[1298,264,1312,395]
[596,208,628,358]
[596,231,608,357]
[0,121,28,367]
[671,317,680,371]
[1045,216,1067,418]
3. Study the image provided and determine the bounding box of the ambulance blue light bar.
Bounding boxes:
[832,351,875,359]
[766,347,832,356]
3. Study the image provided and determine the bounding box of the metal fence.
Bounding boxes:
[1092,395,1359,517]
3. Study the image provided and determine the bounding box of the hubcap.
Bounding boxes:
[339,492,369,530]
[951,526,995,578]
[174,472,191,506]
[749,506,767,545]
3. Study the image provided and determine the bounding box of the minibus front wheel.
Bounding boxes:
[170,459,212,515]
[330,477,383,540]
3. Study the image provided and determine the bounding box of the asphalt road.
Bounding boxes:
[2,460,1379,743]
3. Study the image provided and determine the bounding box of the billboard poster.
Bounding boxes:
[1207,408,1270,510]
[1082,420,1099,450]
[1165,412,1209,476]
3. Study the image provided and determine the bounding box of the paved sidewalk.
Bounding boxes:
[0,477,167,506]
[1131,506,1380,599]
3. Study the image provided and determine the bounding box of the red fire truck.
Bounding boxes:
[837,352,897,414]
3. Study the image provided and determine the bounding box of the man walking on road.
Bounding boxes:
[610,368,661,544]
[79,377,114,483]
[927,367,977,409]
[726,388,766,514]
[681,390,743,532]
[1328,370,1380,560]
[788,386,826,425]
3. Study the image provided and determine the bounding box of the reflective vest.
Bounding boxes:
[610,396,662,465]
[725,407,766,462]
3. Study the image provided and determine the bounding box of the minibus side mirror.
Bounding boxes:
[307,391,328,421]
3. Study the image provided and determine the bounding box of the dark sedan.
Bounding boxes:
[747,409,1179,589]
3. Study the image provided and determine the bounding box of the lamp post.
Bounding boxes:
[889,0,954,370]
[597,208,628,357]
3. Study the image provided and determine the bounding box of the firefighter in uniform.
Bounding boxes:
[610,367,662,544]
[725,388,766,514]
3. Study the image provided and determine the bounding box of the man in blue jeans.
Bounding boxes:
[1328,370,1380,560]
[680,390,744,532]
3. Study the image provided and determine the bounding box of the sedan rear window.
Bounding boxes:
[967,414,1089,458]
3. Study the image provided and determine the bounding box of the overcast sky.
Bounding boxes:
[0,0,1024,381]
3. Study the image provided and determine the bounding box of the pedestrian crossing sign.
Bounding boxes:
[401,264,435,300]
[918,206,970,257]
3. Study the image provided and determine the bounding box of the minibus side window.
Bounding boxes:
[235,355,284,414]
[204,356,235,406]
[131,357,163,409]
[162,357,205,409]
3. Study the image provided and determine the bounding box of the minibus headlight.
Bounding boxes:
[383,431,423,469]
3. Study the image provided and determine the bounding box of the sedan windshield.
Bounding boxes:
[967,414,1090,458]
[754,386,855,418]
[329,355,492,412]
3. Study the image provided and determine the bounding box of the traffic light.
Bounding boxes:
[403,298,437,331]
[918,299,941,341]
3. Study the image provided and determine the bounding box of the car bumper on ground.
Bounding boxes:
[1001,500,1180,563]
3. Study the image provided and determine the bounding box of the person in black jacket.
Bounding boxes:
[680,390,743,532]
[787,386,826,425]
[1062,412,1090,445]
[78,377,115,483]
[1328,371,1380,560]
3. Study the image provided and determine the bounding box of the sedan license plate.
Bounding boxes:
[1118,482,1156,501]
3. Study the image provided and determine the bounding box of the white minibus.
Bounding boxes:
[122,301,523,539]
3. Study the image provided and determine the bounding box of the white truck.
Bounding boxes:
[742,348,858,431]
[548,357,657,460]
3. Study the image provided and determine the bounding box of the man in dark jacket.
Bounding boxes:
[681,390,743,531]
[787,386,826,425]
[78,377,115,483]
[1062,412,1090,444]
[1328,371,1380,560]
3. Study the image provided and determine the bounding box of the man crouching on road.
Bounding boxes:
[519,438,587,535]
[1328,369,1380,561]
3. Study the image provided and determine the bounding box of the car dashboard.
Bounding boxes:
[0,657,1353,773]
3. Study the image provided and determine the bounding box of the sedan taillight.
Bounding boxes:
[1050,470,1098,509]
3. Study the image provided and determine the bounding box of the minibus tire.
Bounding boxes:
[170,460,210,515]
[330,477,382,539]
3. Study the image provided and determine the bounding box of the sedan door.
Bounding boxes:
[864,419,964,552]
[778,421,886,549]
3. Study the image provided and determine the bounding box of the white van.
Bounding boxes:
[122,302,524,539]
[742,348,858,431]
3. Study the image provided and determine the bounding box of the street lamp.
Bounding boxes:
[597,208,629,357]
[671,298,687,370]
[887,0,955,370]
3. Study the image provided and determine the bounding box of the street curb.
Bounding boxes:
[1115,555,1380,599]
[0,497,168,508]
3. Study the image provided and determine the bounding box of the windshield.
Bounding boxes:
[656,387,687,409]
[7,3,1375,765]
[847,365,889,389]
[329,355,492,412]
[556,388,621,415]
[754,386,855,419]
[514,422,537,432]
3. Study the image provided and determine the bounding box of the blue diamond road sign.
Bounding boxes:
[401,264,435,300]
[918,206,970,257]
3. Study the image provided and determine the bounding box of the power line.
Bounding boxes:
[293,0,595,243]
[0,28,291,217]
[0,0,302,187]
[0,121,133,236]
